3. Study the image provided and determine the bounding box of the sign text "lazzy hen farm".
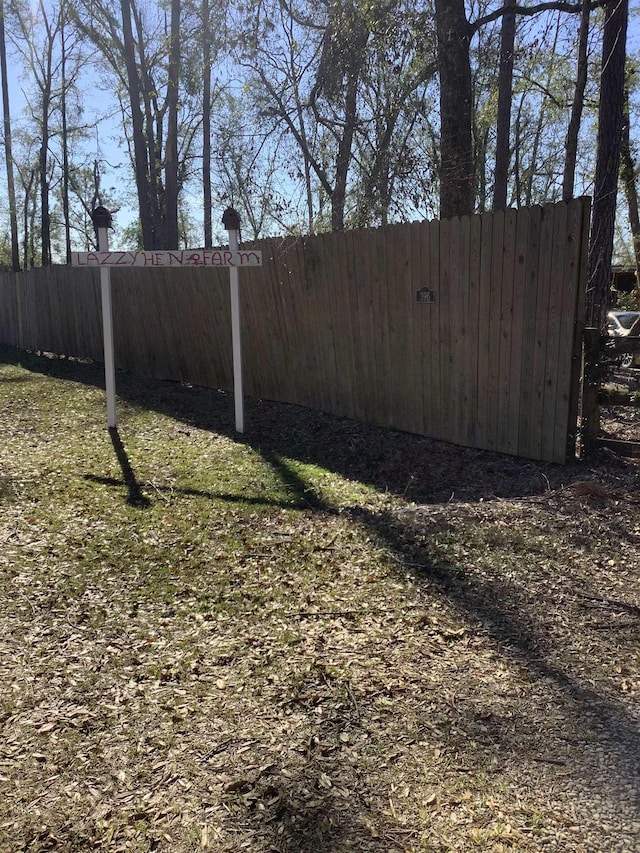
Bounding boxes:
[71,249,262,268]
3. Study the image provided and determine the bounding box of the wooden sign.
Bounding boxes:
[71,248,262,268]
[80,204,259,434]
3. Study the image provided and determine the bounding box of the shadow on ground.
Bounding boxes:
[2,345,640,849]
[2,344,634,506]
[361,504,640,802]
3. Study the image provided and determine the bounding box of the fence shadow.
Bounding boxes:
[260,454,640,818]
[2,344,629,507]
[3,343,640,835]
[361,503,640,807]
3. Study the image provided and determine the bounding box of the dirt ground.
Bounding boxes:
[0,349,639,853]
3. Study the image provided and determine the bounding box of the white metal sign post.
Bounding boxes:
[92,207,117,429]
[223,207,244,433]
[72,207,261,434]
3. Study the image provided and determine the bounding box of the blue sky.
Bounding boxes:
[3,2,640,254]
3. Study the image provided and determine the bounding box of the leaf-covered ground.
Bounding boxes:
[0,345,639,852]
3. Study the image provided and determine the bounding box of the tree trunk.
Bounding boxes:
[562,0,590,201]
[329,17,368,232]
[61,7,72,264]
[493,0,516,211]
[202,0,212,247]
[0,0,19,271]
[586,0,628,328]
[525,98,545,206]
[164,0,180,249]
[435,0,474,218]
[133,4,163,248]
[514,97,524,204]
[39,0,53,266]
[331,68,359,231]
[22,168,35,269]
[39,96,51,266]
[620,75,640,277]
[120,0,153,248]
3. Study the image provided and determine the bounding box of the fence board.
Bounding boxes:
[252,238,292,403]
[0,274,18,347]
[516,204,543,459]
[465,214,482,447]
[449,216,466,446]
[437,217,453,441]
[430,219,443,439]
[386,223,413,432]
[268,238,298,405]
[419,220,437,437]
[370,226,392,427]
[527,203,555,460]
[566,198,591,458]
[74,272,101,359]
[460,214,475,445]
[553,197,588,462]
[344,229,367,423]
[409,220,425,435]
[326,230,354,418]
[0,199,590,463]
[417,221,431,435]
[353,227,376,422]
[475,213,492,449]
[298,237,319,405]
[235,254,260,399]
[506,206,529,455]
[497,209,518,452]
[483,210,505,451]
[281,237,308,407]
[541,202,568,463]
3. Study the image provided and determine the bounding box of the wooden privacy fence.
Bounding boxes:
[0,197,590,464]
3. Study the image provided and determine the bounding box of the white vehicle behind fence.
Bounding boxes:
[606,310,640,368]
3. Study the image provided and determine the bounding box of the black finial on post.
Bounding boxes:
[91,206,113,229]
[222,207,241,231]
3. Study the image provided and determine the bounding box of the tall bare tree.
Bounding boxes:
[492,0,516,211]
[202,0,212,247]
[431,0,601,218]
[562,0,590,200]
[164,0,181,249]
[586,0,628,327]
[72,0,196,248]
[434,0,474,218]
[119,0,156,246]
[0,0,19,270]
[10,0,64,264]
[620,69,640,277]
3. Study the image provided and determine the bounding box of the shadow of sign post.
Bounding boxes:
[71,207,262,434]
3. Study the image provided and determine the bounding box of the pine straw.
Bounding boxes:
[0,346,639,853]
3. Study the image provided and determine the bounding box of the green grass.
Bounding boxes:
[1,346,639,853]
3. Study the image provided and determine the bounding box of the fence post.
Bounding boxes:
[92,206,117,430]
[223,207,244,433]
[581,327,601,453]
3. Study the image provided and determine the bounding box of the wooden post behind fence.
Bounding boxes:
[581,327,601,451]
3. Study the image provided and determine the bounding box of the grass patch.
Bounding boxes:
[1,345,639,852]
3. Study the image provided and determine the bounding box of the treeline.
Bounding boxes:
[0,0,636,323]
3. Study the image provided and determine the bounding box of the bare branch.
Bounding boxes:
[471,0,607,32]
